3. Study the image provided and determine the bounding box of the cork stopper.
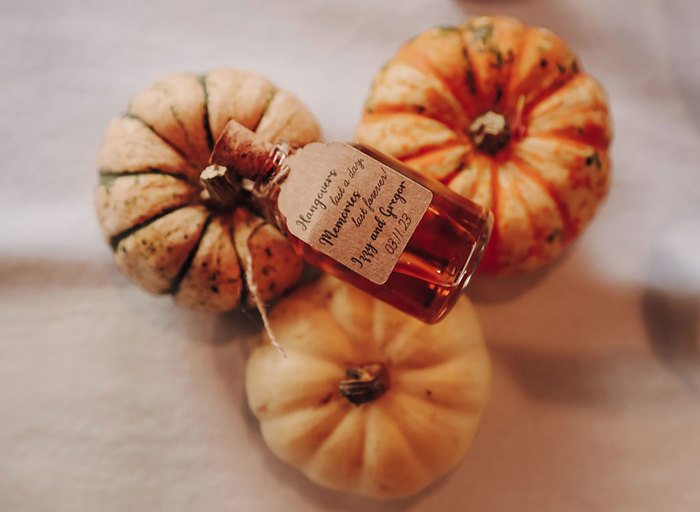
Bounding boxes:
[209,120,275,180]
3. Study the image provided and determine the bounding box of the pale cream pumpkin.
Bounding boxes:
[356,16,612,274]
[95,69,321,311]
[246,276,490,499]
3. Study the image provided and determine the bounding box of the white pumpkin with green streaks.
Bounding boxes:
[95,69,321,311]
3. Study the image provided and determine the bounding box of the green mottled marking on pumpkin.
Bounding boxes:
[436,26,459,34]
[199,75,215,152]
[492,48,514,70]
[154,81,171,95]
[557,63,566,73]
[99,173,120,190]
[123,197,138,209]
[490,50,503,68]
[170,215,212,295]
[98,169,196,185]
[169,103,196,156]
[454,25,478,98]
[253,88,278,133]
[471,24,494,46]
[109,204,189,251]
[585,152,602,169]
[546,228,563,243]
[123,113,188,161]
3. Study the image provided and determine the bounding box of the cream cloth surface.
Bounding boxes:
[1,0,699,510]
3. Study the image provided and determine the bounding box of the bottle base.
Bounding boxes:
[423,210,493,324]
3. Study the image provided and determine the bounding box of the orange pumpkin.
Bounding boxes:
[356,16,612,274]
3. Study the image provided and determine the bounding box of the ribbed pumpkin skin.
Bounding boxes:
[356,16,612,274]
[96,69,321,311]
[246,276,490,499]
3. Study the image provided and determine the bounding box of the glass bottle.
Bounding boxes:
[204,121,493,324]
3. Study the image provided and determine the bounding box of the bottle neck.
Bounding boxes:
[254,141,293,192]
[203,120,297,229]
[249,141,294,228]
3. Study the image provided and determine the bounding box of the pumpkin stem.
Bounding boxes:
[339,363,389,406]
[200,164,241,209]
[468,111,510,155]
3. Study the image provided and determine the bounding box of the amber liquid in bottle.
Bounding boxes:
[258,143,493,324]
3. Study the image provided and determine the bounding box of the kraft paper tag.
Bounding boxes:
[278,142,432,285]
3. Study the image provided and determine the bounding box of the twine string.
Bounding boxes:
[243,248,286,358]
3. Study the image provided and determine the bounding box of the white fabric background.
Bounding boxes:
[1,0,699,510]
